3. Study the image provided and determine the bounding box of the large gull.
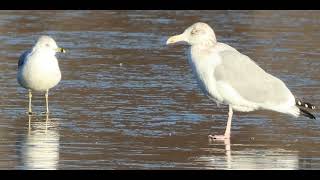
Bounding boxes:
[17,36,66,115]
[166,22,316,140]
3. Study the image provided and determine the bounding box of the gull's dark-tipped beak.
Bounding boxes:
[57,47,66,53]
[166,34,185,45]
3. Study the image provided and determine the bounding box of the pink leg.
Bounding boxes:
[208,105,233,141]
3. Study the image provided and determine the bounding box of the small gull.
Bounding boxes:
[17,36,66,115]
[166,22,316,140]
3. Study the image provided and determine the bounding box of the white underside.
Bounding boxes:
[17,51,61,92]
[215,81,299,117]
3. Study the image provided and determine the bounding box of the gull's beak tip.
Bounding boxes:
[58,47,66,53]
[166,38,172,45]
[166,36,176,45]
[166,34,184,46]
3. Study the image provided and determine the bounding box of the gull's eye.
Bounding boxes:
[191,28,202,35]
[191,29,198,35]
[45,43,50,47]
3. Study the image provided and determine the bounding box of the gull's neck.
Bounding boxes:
[191,40,217,51]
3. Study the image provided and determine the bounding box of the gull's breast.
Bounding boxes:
[188,48,224,103]
[18,54,61,91]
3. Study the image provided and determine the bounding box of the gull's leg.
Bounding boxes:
[224,105,233,138]
[28,115,32,134]
[209,105,233,140]
[28,89,33,115]
[45,89,49,114]
[45,113,49,134]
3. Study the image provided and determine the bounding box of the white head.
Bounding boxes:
[166,22,217,46]
[33,35,66,55]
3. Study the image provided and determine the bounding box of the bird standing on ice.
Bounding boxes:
[17,36,66,115]
[166,22,316,140]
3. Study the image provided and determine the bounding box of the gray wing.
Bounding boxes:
[214,50,292,104]
[18,50,31,69]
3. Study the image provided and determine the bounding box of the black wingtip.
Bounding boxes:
[299,108,316,119]
[296,98,316,110]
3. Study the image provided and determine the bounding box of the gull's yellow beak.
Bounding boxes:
[57,47,66,53]
[166,34,185,45]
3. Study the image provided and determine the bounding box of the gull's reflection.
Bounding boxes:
[203,138,299,170]
[209,138,231,169]
[21,114,60,170]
